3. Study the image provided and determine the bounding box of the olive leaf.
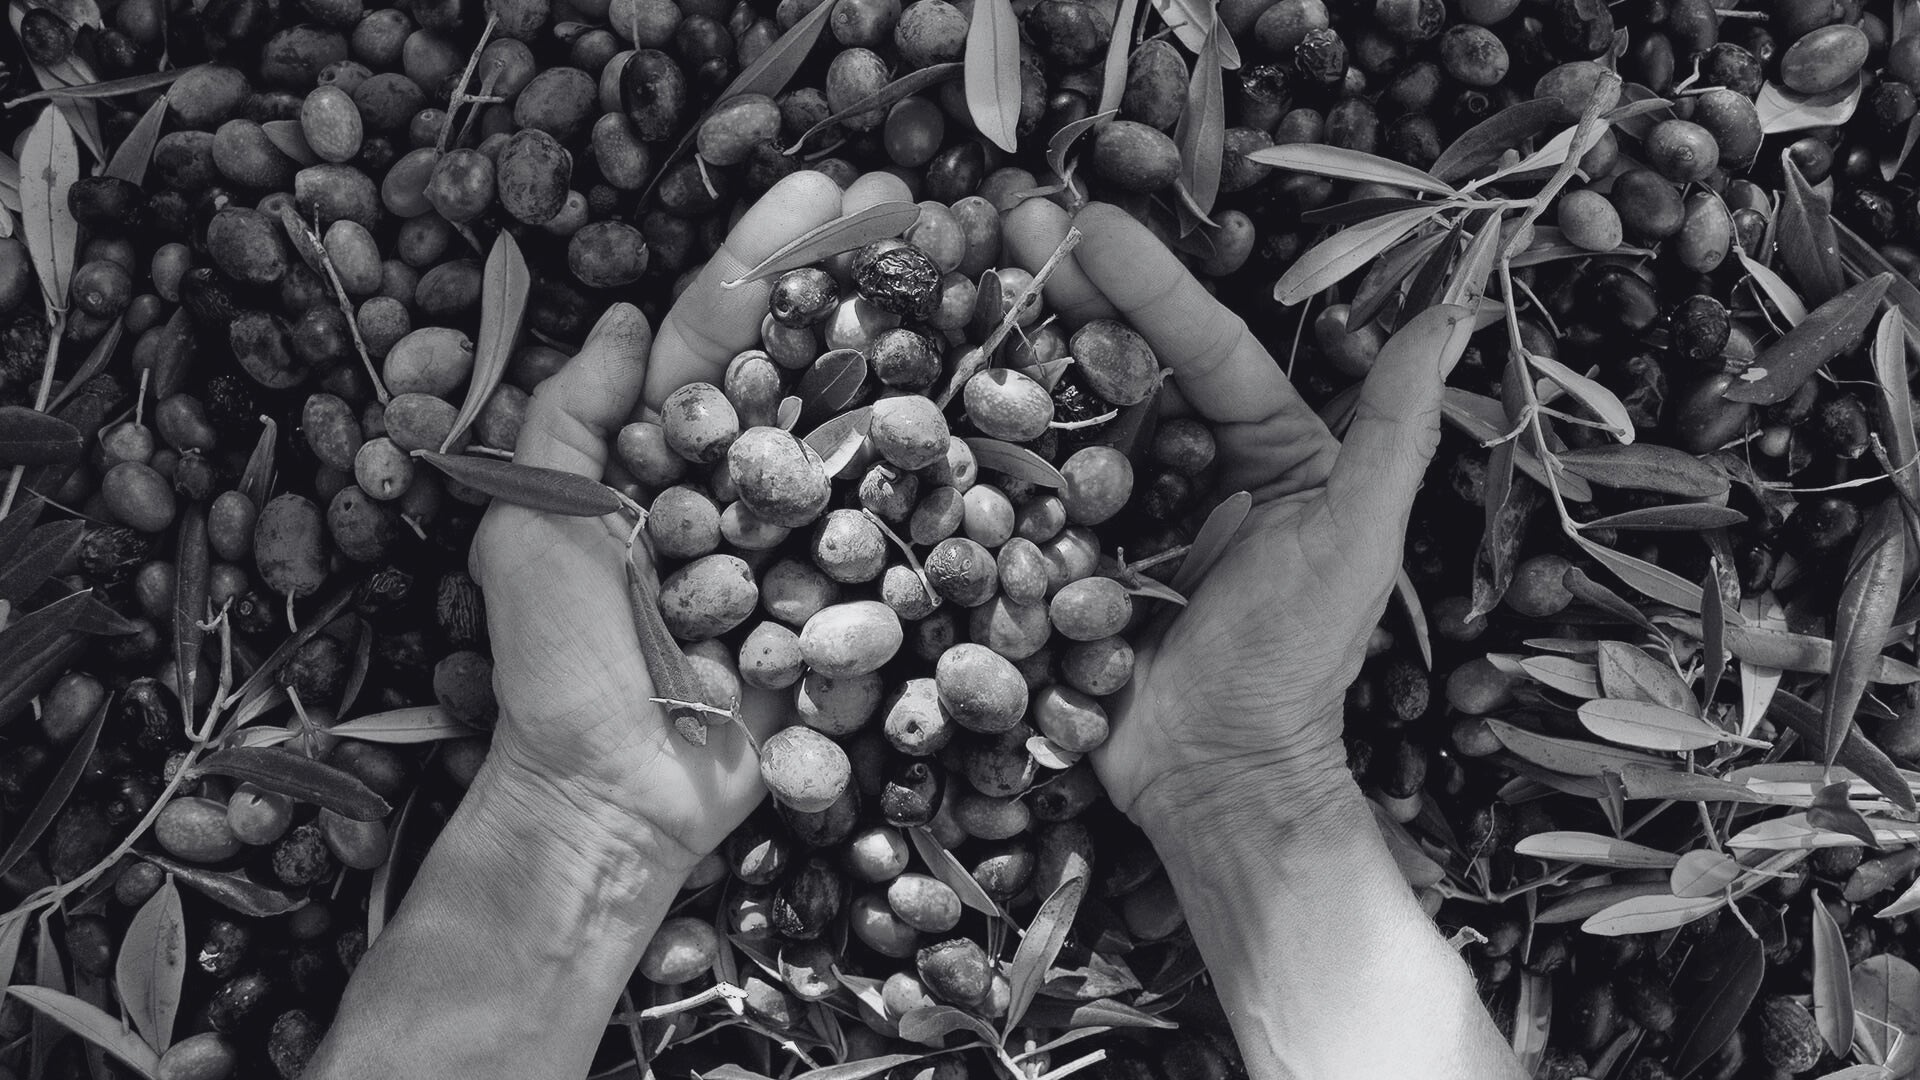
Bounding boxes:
[786,64,962,155]
[1171,490,1250,594]
[260,119,319,166]
[1508,228,1653,268]
[1350,230,1449,329]
[1536,882,1667,925]
[1485,719,1677,778]
[46,317,124,414]
[0,589,98,727]
[1047,109,1116,182]
[1617,764,1777,804]
[1778,157,1845,305]
[0,690,105,878]
[1148,0,1240,66]
[1018,997,1177,1030]
[1701,566,1726,702]
[1581,892,1724,936]
[21,104,78,313]
[1096,0,1142,116]
[1670,921,1766,1075]
[1756,76,1862,134]
[0,406,81,467]
[1576,698,1767,752]
[1827,498,1906,763]
[1553,443,1730,498]
[803,405,873,477]
[788,1054,929,1080]
[899,1005,999,1044]
[1172,20,1224,223]
[172,506,209,730]
[1511,972,1552,1077]
[239,417,278,510]
[1578,504,1747,531]
[1004,873,1087,1034]
[1525,352,1634,444]
[1575,536,1703,613]
[908,826,1001,918]
[964,0,1020,153]
[116,878,183,1053]
[1671,849,1747,897]
[721,202,923,289]
[1872,310,1920,510]
[625,556,722,737]
[196,746,393,820]
[1662,618,1917,682]
[1246,144,1458,198]
[135,854,309,917]
[1809,781,1881,849]
[1511,831,1680,869]
[415,451,627,517]
[1729,814,1920,850]
[0,912,24,998]
[1299,197,1434,229]
[367,788,418,945]
[1767,691,1917,814]
[964,438,1066,488]
[1517,656,1599,698]
[1392,570,1433,670]
[1736,248,1811,326]
[798,349,869,427]
[1468,446,1529,621]
[4,64,194,104]
[1276,204,1449,306]
[104,93,167,186]
[1725,273,1891,405]
[5,986,160,1079]
[1430,98,1566,184]
[445,231,528,452]
[1852,955,1920,1071]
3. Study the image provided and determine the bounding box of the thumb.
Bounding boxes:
[1323,304,1471,576]
[514,302,653,480]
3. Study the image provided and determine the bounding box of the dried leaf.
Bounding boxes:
[965,437,1066,487]
[1512,831,1680,869]
[1671,922,1766,1075]
[1148,0,1240,66]
[445,232,527,452]
[1671,849,1746,898]
[260,120,319,166]
[964,0,1020,153]
[21,104,79,312]
[1756,76,1862,134]
[136,854,308,917]
[1245,144,1457,197]
[1576,536,1704,612]
[6,64,193,103]
[788,64,962,154]
[1813,890,1858,1055]
[798,349,869,426]
[1430,98,1567,184]
[721,202,922,288]
[1827,499,1907,762]
[1173,22,1224,221]
[1577,698,1763,752]
[1005,874,1087,1033]
[909,826,1001,918]
[5,986,159,1079]
[104,94,167,186]
[196,746,392,820]
[1725,273,1892,405]
[1486,719,1677,778]
[1779,157,1845,305]
[0,688,104,877]
[1518,656,1600,698]
[1170,490,1250,594]
[116,878,183,1053]
[1582,892,1723,935]
[416,451,626,516]
[1554,443,1731,498]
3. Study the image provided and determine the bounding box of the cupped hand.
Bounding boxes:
[1007,201,1472,830]
[470,171,906,870]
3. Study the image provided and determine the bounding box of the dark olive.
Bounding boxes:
[1609,169,1685,241]
[1670,295,1730,363]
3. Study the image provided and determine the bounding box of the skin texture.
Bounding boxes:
[308,175,1522,1080]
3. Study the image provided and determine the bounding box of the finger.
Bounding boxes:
[1004,198,1111,323]
[842,170,914,213]
[514,302,652,480]
[1324,305,1472,575]
[643,170,845,411]
[1062,203,1306,430]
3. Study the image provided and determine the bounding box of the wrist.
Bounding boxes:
[1127,708,1360,850]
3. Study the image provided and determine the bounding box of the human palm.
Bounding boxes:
[470,171,863,865]
[1006,202,1470,822]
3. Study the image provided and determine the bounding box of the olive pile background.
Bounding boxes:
[8,0,1920,1071]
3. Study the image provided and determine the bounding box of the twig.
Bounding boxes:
[437,14,500,154]
[302,211,390,403]
[936,228,1083,407]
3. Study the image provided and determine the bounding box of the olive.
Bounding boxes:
[1609,169,1686,241]
[1645,120,1720,182]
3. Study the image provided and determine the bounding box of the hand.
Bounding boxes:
[1007,202,1471,834]
[469,171,869,871]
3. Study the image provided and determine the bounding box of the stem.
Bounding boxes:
[936,229,1083,408]
[437,15,499,154]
